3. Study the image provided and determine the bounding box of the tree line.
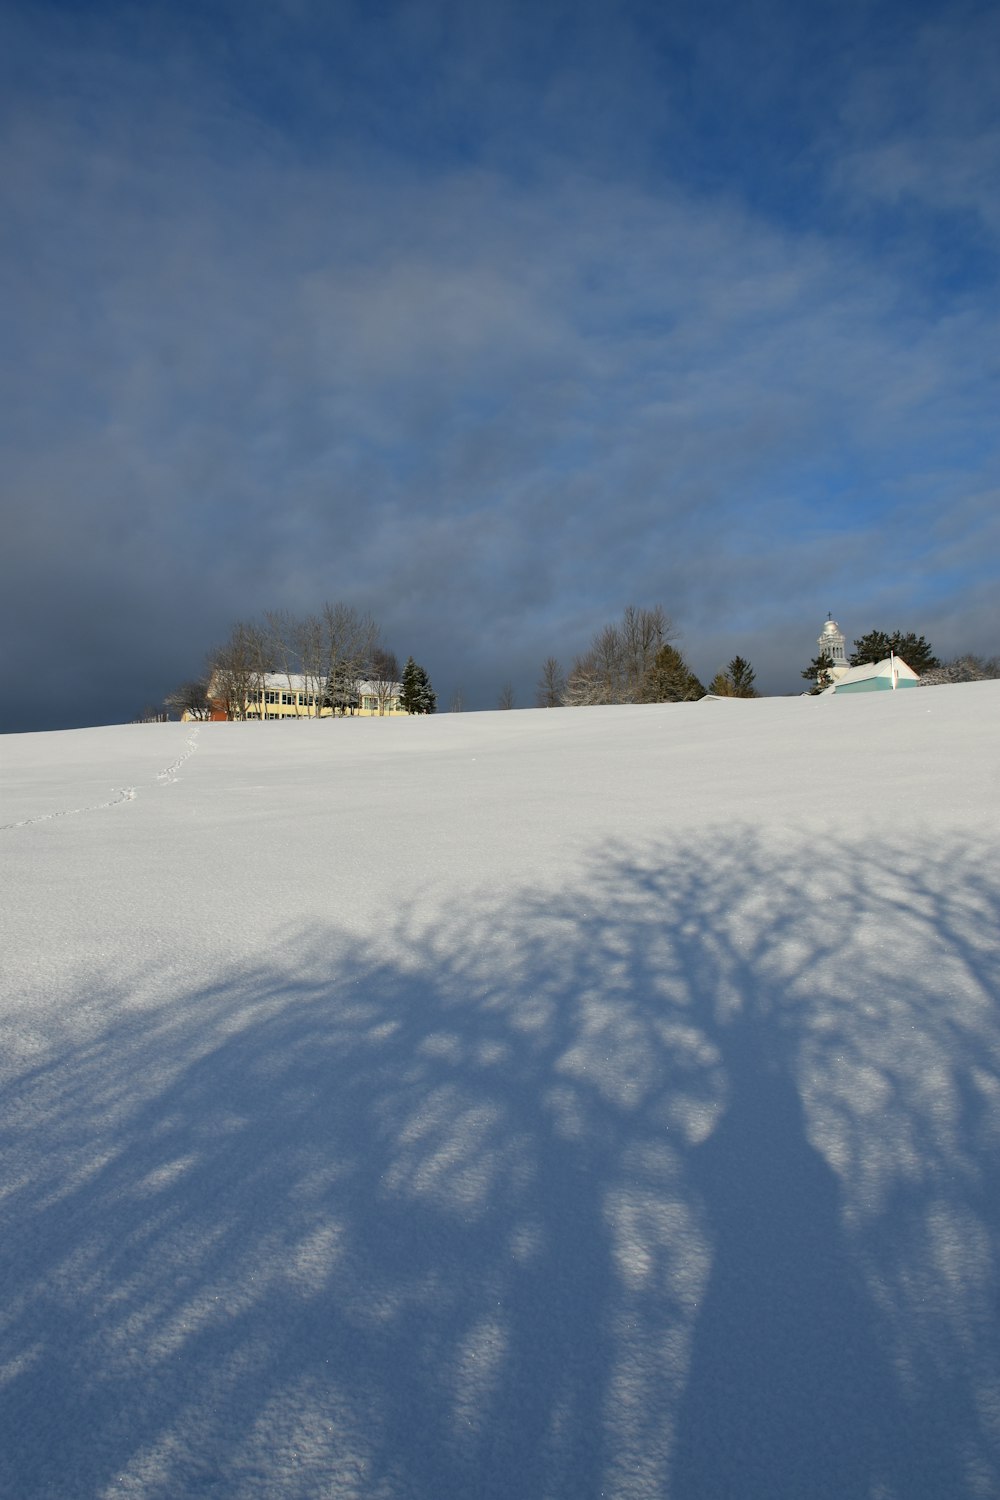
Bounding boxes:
[165,604,435,720]
[158,603,993,722]
[529,610,995,710]
[529,605,758,709]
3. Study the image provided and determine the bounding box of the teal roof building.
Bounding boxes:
[823,656,921,694]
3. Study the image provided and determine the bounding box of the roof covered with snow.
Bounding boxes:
[821,654,920,692]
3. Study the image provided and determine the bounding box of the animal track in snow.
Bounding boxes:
[2,729,199,830]
[155,728,201,784]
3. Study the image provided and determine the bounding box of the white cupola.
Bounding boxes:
[818,614,848,670]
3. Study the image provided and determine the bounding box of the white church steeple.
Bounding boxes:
[818,614,847,668]
[817,614,849,683]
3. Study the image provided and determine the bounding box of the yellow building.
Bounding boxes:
[203,672,406,720]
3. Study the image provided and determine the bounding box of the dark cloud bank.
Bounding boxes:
[1,0,998,731]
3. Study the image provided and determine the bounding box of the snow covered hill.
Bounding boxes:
[3,687,999,1499]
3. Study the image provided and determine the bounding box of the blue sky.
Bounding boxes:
[2,0,998,728]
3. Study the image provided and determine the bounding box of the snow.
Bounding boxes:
[2,686,999,1498]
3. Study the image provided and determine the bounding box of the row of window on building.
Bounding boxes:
[262,690,322,707]
[261,693,395,710]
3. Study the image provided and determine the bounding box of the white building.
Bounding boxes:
[821,656,921,695]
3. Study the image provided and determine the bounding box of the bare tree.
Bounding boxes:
[264,609,303,715]
[563,605,679,705]
[296,611,326,716]
[565,625,624,705]
[498,681,516,710]
[208,620,268,720]
[163,680,211,720]
[620,604,673,699]
[592,623,626,702]
[450,687,464,713]
[536,657,565,707]
[920,654,1000,685]
[370,646,401,715]
[562,650,606,706]
[320,602,379,714]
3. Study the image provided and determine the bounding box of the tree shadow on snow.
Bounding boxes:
[1,830,998,1499]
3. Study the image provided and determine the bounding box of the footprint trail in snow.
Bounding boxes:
[1,728,200,830]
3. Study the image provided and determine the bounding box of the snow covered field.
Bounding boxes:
[3,687,999,1499]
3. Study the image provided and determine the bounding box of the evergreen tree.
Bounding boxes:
[399,657,436,713]
[399,657,421,713]
[850,630,939,672]
[415,664,437,713]
[710,656,757,697]
[641,644,705,702]
[801,651,835,693]
[848,629,891,666]
[728,656,757,696]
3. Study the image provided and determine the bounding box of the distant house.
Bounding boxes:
[822,656,920,695]
[198,672,406,721]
